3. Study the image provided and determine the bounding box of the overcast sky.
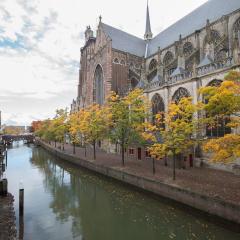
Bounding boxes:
[0,0,207,126]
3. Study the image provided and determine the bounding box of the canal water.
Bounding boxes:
[4,142,240,240]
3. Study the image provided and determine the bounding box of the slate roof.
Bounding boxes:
[101,0,240,58]
[148,0,240,56]
[198,55,214,68]
[101,23,146,57]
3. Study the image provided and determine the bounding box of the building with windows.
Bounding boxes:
[71,0,240,164]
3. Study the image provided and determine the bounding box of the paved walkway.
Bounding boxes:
[49,141,240,206]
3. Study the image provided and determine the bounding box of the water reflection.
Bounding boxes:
[7,144,240,240]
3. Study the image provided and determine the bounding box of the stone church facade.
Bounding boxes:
[71,0,240,166]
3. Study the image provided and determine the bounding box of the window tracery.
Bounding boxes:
[148,59,158,82]
[120,59,125,65]
[93,65,104,105]
[152,94,165,124]
[149,59,157,71]
[163,51,174,66]
[183,42,193,57]
[131,77,138,89]
[172,87,190,104]
[233,17,240,39]
[211,30,221,45]
[205,80,231,137]
[113,58,119,64]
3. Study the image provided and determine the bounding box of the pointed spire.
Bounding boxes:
[144,0,153,41]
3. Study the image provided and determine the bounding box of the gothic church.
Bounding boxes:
[71,0,240,139]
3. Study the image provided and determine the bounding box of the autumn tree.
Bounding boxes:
[78,104,110,160]
[51,109,69,149]
[200,71,240,163]
[108,89,150,166]
[35,119,54,142]
[68,111,82,154]
[148,97,198,180]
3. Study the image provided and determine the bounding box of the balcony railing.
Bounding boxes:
[197,57,233,76]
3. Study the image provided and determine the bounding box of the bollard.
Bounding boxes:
[6,148,8,162]
[2,178,8,196]
[2,163,5,172]
[19,183,24,216]
[0,180,3,195]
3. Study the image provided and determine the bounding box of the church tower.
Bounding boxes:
[144,1,153,41]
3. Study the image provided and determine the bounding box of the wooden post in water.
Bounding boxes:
[2,163,5,172]
[2,178,8,196]
[5,148,7,167]
[19,183,24,216]
[19,181,24,240]
[0,180,3,195]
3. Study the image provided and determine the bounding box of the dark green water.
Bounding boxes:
[5,142,240,240]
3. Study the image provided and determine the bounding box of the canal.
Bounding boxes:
[5,142,240,240]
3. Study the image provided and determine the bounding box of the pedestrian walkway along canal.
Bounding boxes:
[6,142,240,240]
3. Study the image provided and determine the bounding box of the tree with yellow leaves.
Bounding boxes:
[108,89,150,166]
[148,97,198,180]
[78,104,110,160]
[51,109,69,150]
[68,111,81,154]
[35,119,55,143]
[200,71,240,163]
[200,71,240,137]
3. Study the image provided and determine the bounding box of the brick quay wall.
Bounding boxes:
[37,139,240,225]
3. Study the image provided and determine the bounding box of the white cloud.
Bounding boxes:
[0,0,207,126]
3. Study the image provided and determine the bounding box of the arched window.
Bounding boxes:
[172,87,190,104]
[204,80,231,137]
[148,59,157,82]
[113,58,119,64]
[203,30,221,52]
[135,63,140,69]
[233,17,240,40]
[183,42,193,57]
[93,65,104,105]
[207,79,222,87]
[131,77,138,89]
[210,30,221,45]
[129,62,134,68]
[149,59,157,71]
[215,49,227,62]
[163,51,174,66]
[152,94,165,124]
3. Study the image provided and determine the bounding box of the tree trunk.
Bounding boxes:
[84,145,87,157]
[73,143,76,154]
[152,158,156,175]
[121,142,125,166]
[54,141,56,148]
[173,151,176,181]
[62,142,64,151]
[93,140,96,160]
[164,154,168,166]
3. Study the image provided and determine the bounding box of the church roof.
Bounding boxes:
[101,0,240,58]
[101,23,146,57]
[148,0,240,56]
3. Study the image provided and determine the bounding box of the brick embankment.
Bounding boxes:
[37,139,240,225]
[0,194,17,240]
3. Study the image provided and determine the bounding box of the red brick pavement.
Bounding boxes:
[50,141,240,206]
